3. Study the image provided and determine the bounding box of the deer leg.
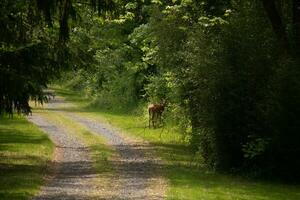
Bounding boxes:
[152,115,155,128]
[152,112,155,129]
[149,112,151,128]
[154,112,158,129]
[157,113,161,127]
[152,112,155,128]
[149,110,153,128]
[159,113,163,127]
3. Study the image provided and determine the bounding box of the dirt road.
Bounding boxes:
[29,98,166,200]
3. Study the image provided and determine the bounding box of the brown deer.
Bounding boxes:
[148,100,166,128]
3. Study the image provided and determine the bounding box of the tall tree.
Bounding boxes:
[293,0,300,50]
[262,0,289,52]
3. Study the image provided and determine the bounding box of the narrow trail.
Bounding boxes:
[27,115,99,200]
[66,114,166,200]
[30,97,167,200]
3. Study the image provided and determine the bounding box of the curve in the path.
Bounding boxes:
[28,115,98,200]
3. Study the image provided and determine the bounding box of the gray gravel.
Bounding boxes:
[27,115,98,200]
[29,97,166,200]
[66,114,166,200]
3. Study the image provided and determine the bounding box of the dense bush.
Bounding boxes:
[57,0,300,181]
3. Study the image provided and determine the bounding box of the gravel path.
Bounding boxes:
[66,114,166,200]
[27,115,98,200]
[48,97,167,200]
[29,97,166,200]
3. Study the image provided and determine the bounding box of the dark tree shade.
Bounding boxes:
[0,44,57,115]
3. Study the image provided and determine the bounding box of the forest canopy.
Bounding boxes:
[1,0,300,181]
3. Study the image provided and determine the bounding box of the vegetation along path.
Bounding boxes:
[30,97,166,200]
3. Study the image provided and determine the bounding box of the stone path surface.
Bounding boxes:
[27,115,98,200]
[29,97,166,200]
[66,114,166,200]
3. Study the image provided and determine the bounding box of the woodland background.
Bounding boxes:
[1,0,300,182]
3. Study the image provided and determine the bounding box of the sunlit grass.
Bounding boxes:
[0,116,54,200]
[51,85,300,200]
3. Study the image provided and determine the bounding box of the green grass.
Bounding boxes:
[51,86,300,200]
[0,116,54,200]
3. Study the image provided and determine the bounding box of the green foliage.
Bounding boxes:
[145,74,170,102]
[242,137,270,159]
[0,0,69,115]
[55,86,300,200]
[0,43,62,115]
[56,0,300,181]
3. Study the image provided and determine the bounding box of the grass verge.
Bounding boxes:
[52,86,300,200]
[0,116,54,200]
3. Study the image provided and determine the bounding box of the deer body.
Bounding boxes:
[148,102,165,128]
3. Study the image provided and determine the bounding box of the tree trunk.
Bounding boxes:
[293,0,300,51]
[262,0,289,53]
[59,0,71,42]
